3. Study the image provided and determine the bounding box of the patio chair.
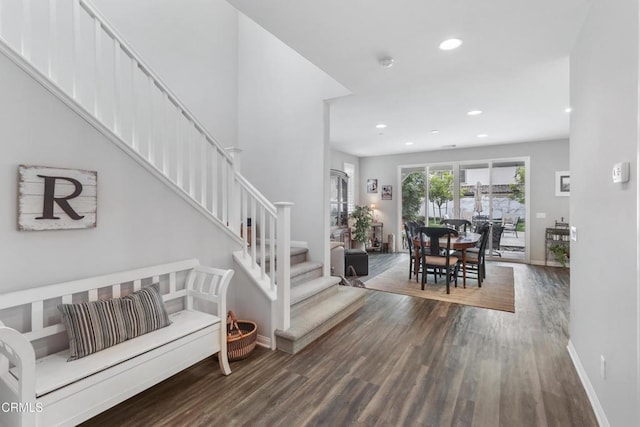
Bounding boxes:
[502,214,519,237]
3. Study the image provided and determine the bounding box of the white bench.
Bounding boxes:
[0,259,234,427]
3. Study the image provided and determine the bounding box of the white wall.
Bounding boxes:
[570,0,639,425]
[0,46,274,338]
[359,139,569,263]
[237,15,349,262]
[91,0,239,146]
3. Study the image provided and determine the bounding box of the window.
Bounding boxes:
[344,162,355,213]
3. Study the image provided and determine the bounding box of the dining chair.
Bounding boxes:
[464,222,492,286]
[404,222,417,279]
[417,226,459,294]
[442,218,472,232]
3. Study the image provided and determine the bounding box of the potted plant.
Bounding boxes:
[349,205,373,250]
[549,244,570,267]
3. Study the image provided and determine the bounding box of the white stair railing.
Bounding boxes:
[0,0,291,328]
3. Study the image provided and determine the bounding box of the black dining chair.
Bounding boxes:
[404,222,417,279]
[417,226,459,294]
[464,222,492,286]
[442,218,472,232]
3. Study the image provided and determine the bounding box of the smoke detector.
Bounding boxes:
[378,57,395,68]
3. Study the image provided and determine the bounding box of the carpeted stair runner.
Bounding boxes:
[273,247,367,354]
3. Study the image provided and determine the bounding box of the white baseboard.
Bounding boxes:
[567,340,609,427]
[256,334,271,349]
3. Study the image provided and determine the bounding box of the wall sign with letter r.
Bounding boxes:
[18,165,97,231]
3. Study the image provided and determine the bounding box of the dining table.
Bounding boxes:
[413,231,481,288]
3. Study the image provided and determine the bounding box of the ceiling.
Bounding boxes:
[229,0,591,157]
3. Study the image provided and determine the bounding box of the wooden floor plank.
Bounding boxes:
[82,262,597,427]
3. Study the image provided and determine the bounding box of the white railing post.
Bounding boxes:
[226,147,243,236]
[275,202,293,331]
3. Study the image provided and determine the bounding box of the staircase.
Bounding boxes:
[0,0,366,354]
[268,247,366,354]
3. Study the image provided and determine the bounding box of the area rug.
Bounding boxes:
[364,260,515,313]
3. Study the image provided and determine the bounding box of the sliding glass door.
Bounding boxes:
[400,157,529,262]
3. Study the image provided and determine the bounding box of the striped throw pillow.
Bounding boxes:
[121,284,171,339]
[58,298,127,361]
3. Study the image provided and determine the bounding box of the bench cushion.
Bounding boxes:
[22,310,220,397]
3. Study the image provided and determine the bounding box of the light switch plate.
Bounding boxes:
[536,212,546,219]
[571,226,577,241]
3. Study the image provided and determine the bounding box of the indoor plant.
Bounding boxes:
[549,244,570,267]
[349,205,373,250]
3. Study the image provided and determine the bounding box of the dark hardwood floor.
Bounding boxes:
[83,261,596,427]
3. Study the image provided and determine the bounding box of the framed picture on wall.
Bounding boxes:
[381,185,392,200]
[555,171,570,197]
[367,179,378,193]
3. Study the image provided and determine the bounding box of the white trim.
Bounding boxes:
[256,334,271,349]
[567,340,610,427]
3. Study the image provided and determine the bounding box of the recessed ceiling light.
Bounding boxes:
[405,141,414,145]
[467,110,483,116]
[431,130,440,134]
[375,123,387,129]
[477,133,488,138]
[565,107,572,113]
[439,38,463,51]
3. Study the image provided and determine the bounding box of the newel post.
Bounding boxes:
[225,147,243,236]
[274,202,293,331]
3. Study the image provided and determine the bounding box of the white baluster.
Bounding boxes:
[250,198,257,269]
[275,202,293,331]
[200,133,207,206]
[72,0,80,99]
[131,58,138,149]
[210,147,218,218]
[221,157,228,225]
[21,0,31,60]
[176,109,183,188]
[161,92,169,175]
[270,214,276,292]
[188,122,195,197]
[48,0,57,81]
[260,207,266,280]
[147,74,155,165]
[93,18,101,119]
[242,188,248,256]
[113,39,121,136]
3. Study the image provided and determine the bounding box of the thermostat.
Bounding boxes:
[612,162,630,183]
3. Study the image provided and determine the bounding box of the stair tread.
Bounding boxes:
[291,261,323,278]
[275,287,368,341]
[291,276,341,305]
[255,246,308,264]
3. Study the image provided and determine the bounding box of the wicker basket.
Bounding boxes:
[227,320,257,361]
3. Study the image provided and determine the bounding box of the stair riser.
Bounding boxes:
[291,266,323,286]
[263,251,307,271]
[276,295,366,355]
[291,285,339,315]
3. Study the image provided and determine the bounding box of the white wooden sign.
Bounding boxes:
[18,165,97,231]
